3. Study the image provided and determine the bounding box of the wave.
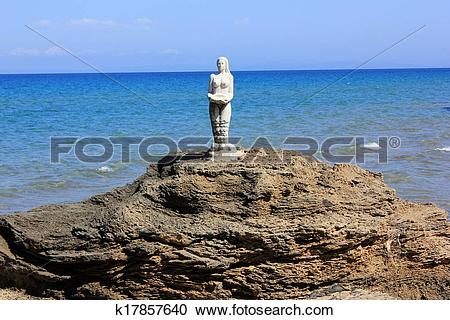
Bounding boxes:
[95,161,127,174]
[435,147,450,152]
[96,166,114,173]
[27,180,68,190]
[0,187,21,199]
[384,171,413,184]
[361,142,381,150]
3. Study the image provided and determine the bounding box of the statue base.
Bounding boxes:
[206,144,244,161]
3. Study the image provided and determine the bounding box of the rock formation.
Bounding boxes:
[0,149,449,299]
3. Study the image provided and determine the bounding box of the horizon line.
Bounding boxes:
[1,66,450,76]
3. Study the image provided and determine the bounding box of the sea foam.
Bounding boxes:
[96,166,114,173]
[361,142,381,150]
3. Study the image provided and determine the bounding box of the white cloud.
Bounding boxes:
[35,19,58,27]
[135,17,152,29]
[44,46,65,56]
[8,46,92,57]
[161,48,180,55]
[10,48,40,56]
[70,18,118,27]
[33,17,153,29]
[78,49,96,55]
[235,17,250,25]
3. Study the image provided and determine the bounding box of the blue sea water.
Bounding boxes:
[0,69,449,215]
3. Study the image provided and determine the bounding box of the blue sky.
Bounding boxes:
[1,0,449,73]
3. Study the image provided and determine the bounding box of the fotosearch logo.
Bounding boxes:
[50,136,400,165]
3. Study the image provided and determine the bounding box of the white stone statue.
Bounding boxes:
[208,57,235,154]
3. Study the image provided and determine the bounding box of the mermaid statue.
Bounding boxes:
[207,57,241,159]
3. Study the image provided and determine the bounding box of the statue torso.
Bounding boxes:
[211,74,231,94]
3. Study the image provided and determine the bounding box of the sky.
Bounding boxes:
[0,0,449,73]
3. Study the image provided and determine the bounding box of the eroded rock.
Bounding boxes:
[0,150,449,299]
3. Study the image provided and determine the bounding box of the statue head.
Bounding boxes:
[216,57,230,74]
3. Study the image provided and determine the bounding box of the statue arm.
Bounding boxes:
[228,75,234,101]
[208,74,214,99]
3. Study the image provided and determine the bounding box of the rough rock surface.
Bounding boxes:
[0,149,449,299]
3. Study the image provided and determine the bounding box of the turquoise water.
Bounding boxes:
[0,69,449,214]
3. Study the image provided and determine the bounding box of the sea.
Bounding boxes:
[0,69,449,215]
